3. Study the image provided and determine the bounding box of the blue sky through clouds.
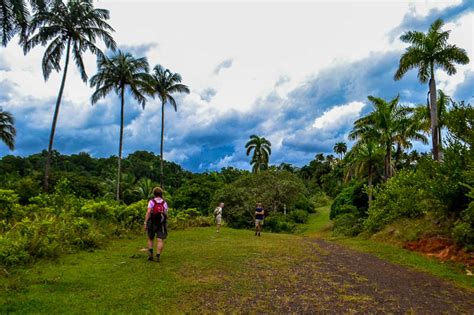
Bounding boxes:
[0,0,472,171]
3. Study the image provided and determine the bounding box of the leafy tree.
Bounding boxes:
[90,51,150,201]
[350,95,426,179]
[24,0,116,191]
[0,108,16,150]
[245,135,271,173]
[345,141,384,205]
[333,142,347,160]
[148,64,190,189]
[173,173,222,214]
[212,171,308,228]
[394,18,469,161]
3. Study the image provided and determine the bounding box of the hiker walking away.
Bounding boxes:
[144,187,169,262]
[255,203,265,236]
[214,202,224,233]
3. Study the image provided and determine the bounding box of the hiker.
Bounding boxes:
[144,187,168,262]
[255,203,265,236]
[214,202,224,233]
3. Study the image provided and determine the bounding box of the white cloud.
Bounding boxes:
[312,101,366,130]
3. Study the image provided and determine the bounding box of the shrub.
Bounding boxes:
[364,170,443,233]
[333,213,363,237]
[330,181,367,220]
[0,189,20,221]
[288,209,309,224]
[264,213,295,233]
[310,192,331,208]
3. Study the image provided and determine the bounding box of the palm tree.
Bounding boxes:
[413,89,451,147]
[1,0,47,46]
[24,0,116,191]
[245,135,271,173]
[349,95,426,180]
[90,51,150,201]
[394,18,469,161]
[333,142,347,160]
[346,141,384,205]
[148,64,190,189]
[0,108,16,150]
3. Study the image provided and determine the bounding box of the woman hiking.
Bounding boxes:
[144,187,169,262]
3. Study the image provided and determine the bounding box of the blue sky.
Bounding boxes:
[0,0,473,172]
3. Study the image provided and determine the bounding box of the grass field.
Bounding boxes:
[1,206,473,313]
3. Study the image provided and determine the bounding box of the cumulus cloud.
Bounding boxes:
[313,101,366,130]
[199,88,217,102]
[118,42,159,57]
[213,58,233,75]
[388,0,473,41]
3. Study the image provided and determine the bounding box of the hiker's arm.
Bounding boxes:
[144,208,151,229]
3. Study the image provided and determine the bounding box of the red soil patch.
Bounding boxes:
[404,236,474,267]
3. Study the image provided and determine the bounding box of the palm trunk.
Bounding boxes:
[368,163,373,207]
[116,86,125,201]
[160,100,165,189]
[385,143,392,180]
[429,65,440,161]
[43,38,72,191]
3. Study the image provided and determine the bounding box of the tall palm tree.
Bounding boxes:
[413,89,451,147]
[349,95,426,180]
[24,0,116,191]
[394,18,469,161]
[0,108,16,150]
[90,51,151,201]
[345,141,384,205]
[148,64,190,189]
[1,0,47,46]
[245,135,271,173]
[333,142,347,160]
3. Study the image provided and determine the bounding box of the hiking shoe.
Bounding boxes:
[255,232,257,236]
[147,255,154,261]
[156,255,160,262]
[258,232,261,236]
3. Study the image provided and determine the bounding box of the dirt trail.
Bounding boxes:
[193,237,474,314]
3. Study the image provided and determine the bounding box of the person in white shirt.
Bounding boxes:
[214,202,224,233]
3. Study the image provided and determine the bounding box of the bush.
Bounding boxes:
[288,209,309,224]
[333,213,363,237]
[364,170,443,233]
[330,181,367,220]
[264,213,295,233]
[0,189,20,221]
[310,192,331,208]
[294,198,315,213]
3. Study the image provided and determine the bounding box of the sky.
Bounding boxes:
[0,0,473,172]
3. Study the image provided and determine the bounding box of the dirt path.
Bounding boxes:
[191,237,474,314]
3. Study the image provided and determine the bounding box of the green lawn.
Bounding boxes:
[1,228,308,314]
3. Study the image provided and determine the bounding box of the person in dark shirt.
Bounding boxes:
[255,203,265,236]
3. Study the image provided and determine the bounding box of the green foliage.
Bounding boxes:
[264,213,295,233]
[288,209,309,224]
[167,208,213,230]
[0,189,20,221]
[212,171,309,229]
[173,173,222,214]
[330,181,368,220]
[364,170,442,232]
[332,213,363,237]
[310,192,331,208]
